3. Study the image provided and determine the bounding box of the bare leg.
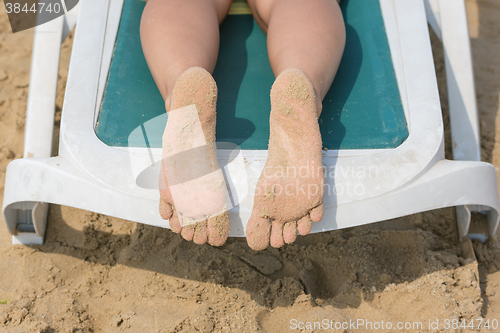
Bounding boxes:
[246,0,346,250]
[140,0,232,109]
[140,0,233,246]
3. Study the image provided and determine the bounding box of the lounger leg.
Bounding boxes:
[425,0,487,238]
[7,17,64,245]
[455,205,471,239]
[440,0,485,238]
[9,202,49,245]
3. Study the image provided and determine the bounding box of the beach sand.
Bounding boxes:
[1,0,500,331]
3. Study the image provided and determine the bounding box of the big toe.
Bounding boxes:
[246,213,271,250]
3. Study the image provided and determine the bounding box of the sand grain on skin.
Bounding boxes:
[2,1,500,331]
[211,211,230,238]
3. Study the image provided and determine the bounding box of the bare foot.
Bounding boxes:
[246,68,325,250]
[159,67,230,246]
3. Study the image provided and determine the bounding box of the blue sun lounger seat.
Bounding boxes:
[3,0,499,244]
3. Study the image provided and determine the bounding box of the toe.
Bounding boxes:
[246,212,271,250]
[181,222,195,241]
[297,215,313,235]
[193,221,208,245]
[168,207,182,233]
[270,220,285,248]
[207,212,230,246]
[283,221,297,244]
[159,199,173,220]
[310,204,324,222]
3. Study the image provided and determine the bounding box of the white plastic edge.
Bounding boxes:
[59,0,444,207]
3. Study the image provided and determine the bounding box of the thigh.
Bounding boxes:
[246,0,272,33]
[215,0,235,24]
[144,0,234,24]
[246,0,341,34]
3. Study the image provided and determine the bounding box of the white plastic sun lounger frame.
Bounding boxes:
[3,0,499,245]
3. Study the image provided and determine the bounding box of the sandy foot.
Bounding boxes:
[159,67,230,246]
[246,68,325,250]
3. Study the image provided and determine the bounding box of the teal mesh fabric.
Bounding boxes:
[96,0,408,149]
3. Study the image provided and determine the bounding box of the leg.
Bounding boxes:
[140,0,232,109]
[141,0,233,246]
[246,0,346,250]
[248,0,345,111]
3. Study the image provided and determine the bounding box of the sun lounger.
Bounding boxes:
[3,0,499,245]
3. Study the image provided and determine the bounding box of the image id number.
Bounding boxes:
[5,2,62,14]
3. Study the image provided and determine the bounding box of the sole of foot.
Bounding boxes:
[159,67,230,246]
[246,68,325,250]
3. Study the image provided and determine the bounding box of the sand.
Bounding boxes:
[2,0,500,331]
